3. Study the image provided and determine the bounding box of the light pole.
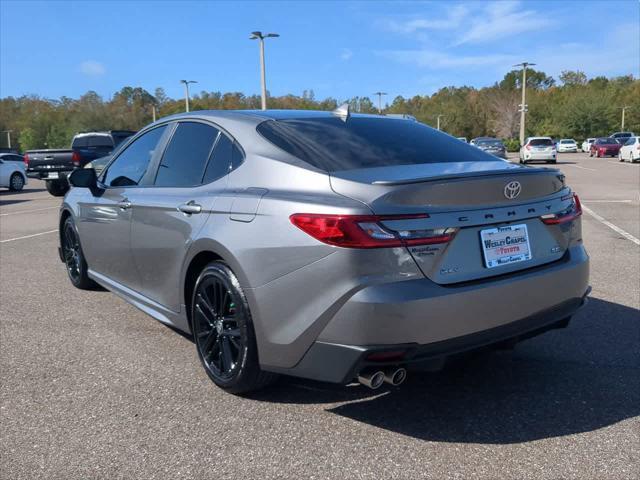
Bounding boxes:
[0,130,12,149]
[250,31,279,110]
[180,80,198,112]
[514,62,536,145]
[436,114,445,131]
[373,92,387,114]
[620,106,631,131]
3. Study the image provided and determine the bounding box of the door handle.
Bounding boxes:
[178,201,202,215]
[117,199,132,210]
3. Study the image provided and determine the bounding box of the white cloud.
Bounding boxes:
[340,48,353,61]
[78,60,106,76]
[453,1,554,46]
[379,5,469,33]
[378,49,516,69]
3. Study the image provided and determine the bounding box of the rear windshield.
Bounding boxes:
[596,138,617,144]
[112,133,134,147]
[256,117,495,171]
[529,138,553,146]
[477,140,504,147]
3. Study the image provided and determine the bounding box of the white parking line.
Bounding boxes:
[582,205,640,246]
[562,164,597,171]
[0,229,58,243]
[607,161,638,166]
[582,200,634,203]
[0,206,59,217]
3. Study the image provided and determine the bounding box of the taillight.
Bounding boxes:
[289,213,456,248]
[23,153,30,167]
[71,151,82,166]
[541,194,582,225]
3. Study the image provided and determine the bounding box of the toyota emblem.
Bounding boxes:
[504,181,522,199]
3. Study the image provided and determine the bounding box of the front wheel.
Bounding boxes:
[46,179,69,197]
[9,172,24,191]
[191,262,276,394]
[61,216,97,290]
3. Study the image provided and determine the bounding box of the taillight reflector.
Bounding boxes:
[23,153,30,167]
[71,151,82,166]
[541,194,582,225]
[289,213,456,249]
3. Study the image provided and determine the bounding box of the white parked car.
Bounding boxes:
[0,156,27,191]
[618,136,639,163]
[519,137,557,164]
[557,139,578,153]
[581,138,595,152]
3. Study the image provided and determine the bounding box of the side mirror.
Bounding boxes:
[69,168,97,189]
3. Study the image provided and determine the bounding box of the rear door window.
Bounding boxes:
[154,122,220,187]
[202,133,243,183]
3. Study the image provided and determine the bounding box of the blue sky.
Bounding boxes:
[1,0,638,102]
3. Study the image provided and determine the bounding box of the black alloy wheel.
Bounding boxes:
[61,217,96,289]
[192,262,275,393]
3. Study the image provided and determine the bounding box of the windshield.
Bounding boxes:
[529,138,553,146]
[560,140,575,144]
[257,117,496,171]
[596,138,617,144]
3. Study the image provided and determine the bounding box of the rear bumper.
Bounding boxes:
[266,245,589,383]
[27,170,70,180]
[525,151,556,160]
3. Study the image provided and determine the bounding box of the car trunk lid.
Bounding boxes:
[330,161,574,284]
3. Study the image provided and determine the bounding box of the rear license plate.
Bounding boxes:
[48,172,59,179]
[480,224,532,268]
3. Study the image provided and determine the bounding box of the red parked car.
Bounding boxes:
[590,137,622,158]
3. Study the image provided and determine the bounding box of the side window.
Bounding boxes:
[202,133,235,184]
[102,126,167,187]
[154,122,220,187]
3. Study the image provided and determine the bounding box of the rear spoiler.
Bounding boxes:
[372,167,561,186]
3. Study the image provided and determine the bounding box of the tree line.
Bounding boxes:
[0,69,637,152]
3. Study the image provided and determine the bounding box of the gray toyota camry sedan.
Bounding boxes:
[59,108,590,393]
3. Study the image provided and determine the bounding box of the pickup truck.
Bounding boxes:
[24,130,135,196]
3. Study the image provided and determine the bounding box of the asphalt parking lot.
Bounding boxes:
[1,152,639,479]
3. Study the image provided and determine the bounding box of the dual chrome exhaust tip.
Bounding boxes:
[358,367,407,389]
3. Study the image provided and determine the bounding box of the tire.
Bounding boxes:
[191,261,276,394]
[61,216,97,290]
[8,172,24,191]
[46,179,69,197]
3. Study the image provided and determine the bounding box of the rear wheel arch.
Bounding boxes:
[184,250,225,328]
[59,209,73,249]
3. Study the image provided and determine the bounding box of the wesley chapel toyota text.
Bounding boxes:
[59,109,590,393]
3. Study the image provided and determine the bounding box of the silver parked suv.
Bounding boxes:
[60,109,590,393]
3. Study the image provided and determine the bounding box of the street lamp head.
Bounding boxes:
[265,33,279,38]
[250,31,262,39]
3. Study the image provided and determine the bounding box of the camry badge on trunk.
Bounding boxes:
[504,181,522,199]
